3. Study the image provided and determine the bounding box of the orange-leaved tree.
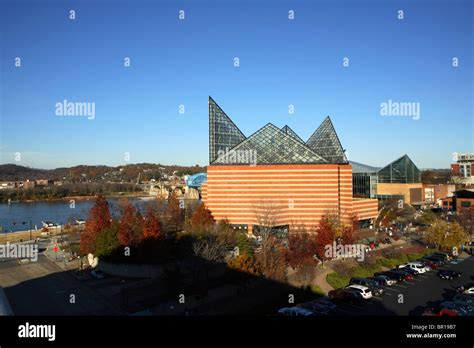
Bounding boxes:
[142,205,162,240]
[189,203,215,233]
[316,213,337,264]
[165,192,183,232]
[118,200,143,246]
[80,195,111,255]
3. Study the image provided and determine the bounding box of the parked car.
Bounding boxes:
[440,301,474,316]
[395,266,419,277]
[418,259,437,270]
[424,255,447,264]
[437,269,462,280]
[346,285,373,299]
[297,298,337,315]
[277,307,315,316]
[422,256,445,266]
[349,278,384,295]
[453,294,474,306]
[403,262,430,273]
[390,269,414,281]
[457,284,474,295]
[422,306,459,316]
[371,275,396,286]
[91,270,106,279]
[328,288,363,304]
[432,252,452,261]
[375,271,405,282]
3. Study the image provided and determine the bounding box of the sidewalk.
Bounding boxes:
[313,267,334,294]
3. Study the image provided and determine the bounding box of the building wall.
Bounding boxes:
[451,164,460,175]
[457,198,473,211]
[203,164,377,228]
[434,184,455,200]
[376,183,423,204]
[352,199,379,220]
[201,182,208,202]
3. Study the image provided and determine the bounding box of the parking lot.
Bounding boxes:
[0,254,122,315]
[327,255,474,316]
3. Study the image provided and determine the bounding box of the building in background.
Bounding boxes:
[202,97,378,234]
[350,155,422,204]
[351,161,379,199]
[441,189,474,211]
[376,155,422,204]
[422,183,456,206]
[451,153,474,185]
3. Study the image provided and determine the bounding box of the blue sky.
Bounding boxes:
[0,0,472,169]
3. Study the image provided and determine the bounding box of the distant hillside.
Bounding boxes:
[0,164,49,181]
[0,163,207,182]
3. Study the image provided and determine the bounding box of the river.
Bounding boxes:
[0,197,156,233]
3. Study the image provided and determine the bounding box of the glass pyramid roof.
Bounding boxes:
[306,116,347,163]
[212,123,327,165]
[377,155,421,183]
[209,97,247,163]
[281,125,305,144]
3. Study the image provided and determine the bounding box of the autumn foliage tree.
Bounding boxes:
[141,205,162,240]
[189,203,215,233]
[227,255,261,276]
[118,200,143,246]
[287,231,318,270]
[80,195,111,254]
[425,220,468,251]
[341,213,357,245]
[255,234,287,282]
[315,214,337,264]
[165,192,183,232]
[287,230,319,286]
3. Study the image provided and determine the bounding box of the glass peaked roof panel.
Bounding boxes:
[378,155,421,183]
[209,97,246,163]
[306,116,347,164]
[212,123,328,165]
[281,125,305,144]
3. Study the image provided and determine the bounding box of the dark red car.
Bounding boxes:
[420,260,438,269]
[422,306,459,317]
[391,269,414,281]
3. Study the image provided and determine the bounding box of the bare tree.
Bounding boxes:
[252,198,284,236]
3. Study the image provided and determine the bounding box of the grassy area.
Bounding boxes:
[375,249,436,269]
[309,284,325,296]
[326,272,351,289]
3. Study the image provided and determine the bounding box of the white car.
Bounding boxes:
[346,285,372,299]
[399,262,428,274]
[458,285,474,295]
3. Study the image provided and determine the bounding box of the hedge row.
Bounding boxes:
[326,249,437,289]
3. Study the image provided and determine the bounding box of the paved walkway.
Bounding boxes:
[313,266,334,294]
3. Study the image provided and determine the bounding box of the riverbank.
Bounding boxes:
[0,226,83,244]
[2,192,152,204]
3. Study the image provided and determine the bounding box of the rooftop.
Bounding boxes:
[209,97,348,165]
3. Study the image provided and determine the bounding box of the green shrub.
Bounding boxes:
[376,258,399,268]
[310,284,325,296]
[392,253,409,263]
[326,272,350,289]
